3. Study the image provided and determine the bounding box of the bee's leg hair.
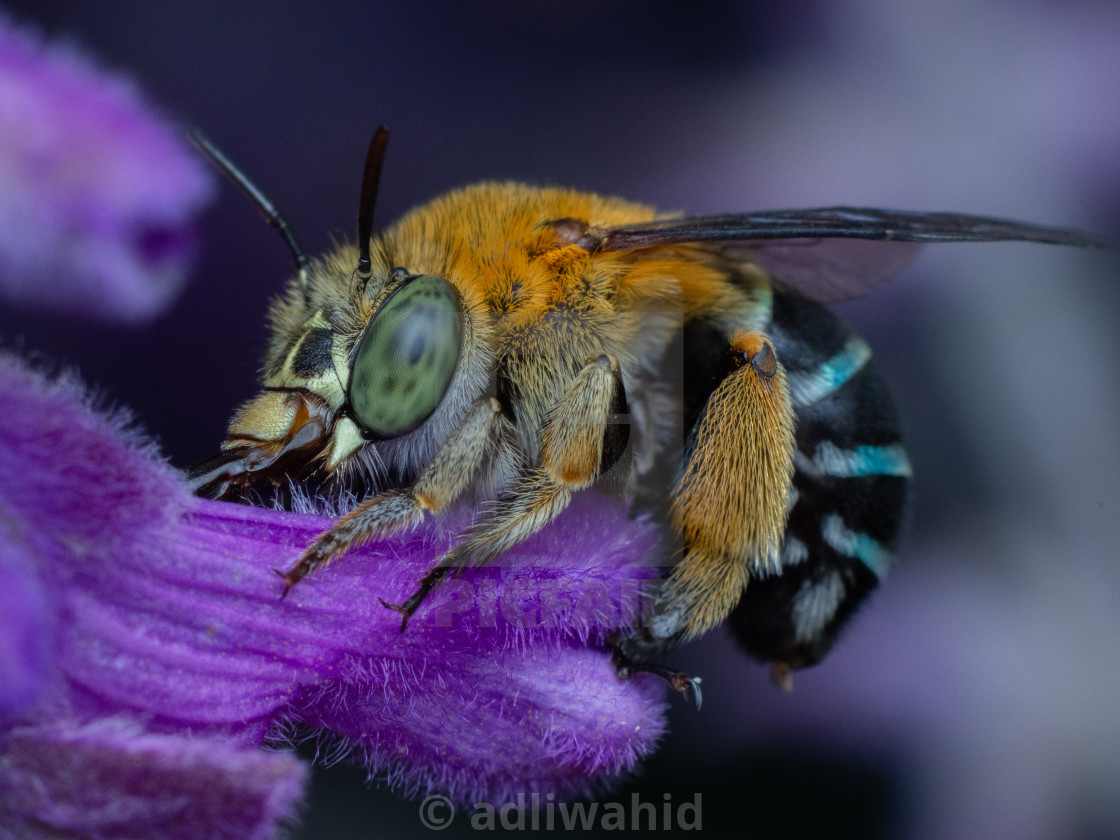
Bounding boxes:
[617,330,795,660]
[279,397,509,596]
[383,354,626,629]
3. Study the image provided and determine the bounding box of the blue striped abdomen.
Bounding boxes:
[729,287,912,670]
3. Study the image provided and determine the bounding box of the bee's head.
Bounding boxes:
[189,128,470,498]
[190,269,464,497]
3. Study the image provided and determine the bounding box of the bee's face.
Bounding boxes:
[213,256,487,494]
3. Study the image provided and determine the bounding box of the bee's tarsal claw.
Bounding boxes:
[612,649,703,709]
[271,567,297,600]
[379,597,415,632]
[678,675,703,709]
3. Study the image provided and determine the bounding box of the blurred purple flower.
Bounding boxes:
[0,719,306,840]
[0,354,668,837]
[0,14,212,323]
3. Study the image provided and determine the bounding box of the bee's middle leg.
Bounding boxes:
[383,354,628,628]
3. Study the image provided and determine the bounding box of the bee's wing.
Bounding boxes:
[593,207,1103,303]
[737,239,922,304]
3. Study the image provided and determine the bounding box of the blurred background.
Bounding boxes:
[2,1,1117,837]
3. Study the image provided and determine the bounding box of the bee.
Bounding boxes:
[189,128,1099,703]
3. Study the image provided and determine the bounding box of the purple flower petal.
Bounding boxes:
[0,519,51,725]
[0,719,305,840]
[0,15,213,323]
[292,643,665,805]
[0,353,669,834]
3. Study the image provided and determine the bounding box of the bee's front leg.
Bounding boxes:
[279,396,508,595]
[383,354,628,628]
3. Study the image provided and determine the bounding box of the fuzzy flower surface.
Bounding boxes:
[0,15,212,323]
[0,354,669,838]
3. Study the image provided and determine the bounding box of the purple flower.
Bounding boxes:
[0,354,669,838]
[0,14,212,323]
[0,719,306,840]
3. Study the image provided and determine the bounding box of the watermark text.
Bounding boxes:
[419,792,702,831]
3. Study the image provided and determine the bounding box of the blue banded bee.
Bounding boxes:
[189,129,1098,702]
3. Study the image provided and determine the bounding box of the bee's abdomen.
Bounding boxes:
[729,289,911,669]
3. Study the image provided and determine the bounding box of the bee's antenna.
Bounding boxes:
[356,126,390,285]
[189,128,312,301]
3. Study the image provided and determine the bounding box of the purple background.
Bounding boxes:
[3,1,1118,838]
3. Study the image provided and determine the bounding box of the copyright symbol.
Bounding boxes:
[419,794,454,830]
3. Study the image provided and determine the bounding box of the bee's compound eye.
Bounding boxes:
[349,274,462,438]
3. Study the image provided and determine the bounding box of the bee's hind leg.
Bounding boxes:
[383,354,630,629]
[611,640,703,708]
[610,330,796,702]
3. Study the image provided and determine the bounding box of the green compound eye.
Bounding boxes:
[348,275,462,439]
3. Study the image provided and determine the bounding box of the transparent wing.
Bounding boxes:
[588,207,1104,302]
[743,239,923,303]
